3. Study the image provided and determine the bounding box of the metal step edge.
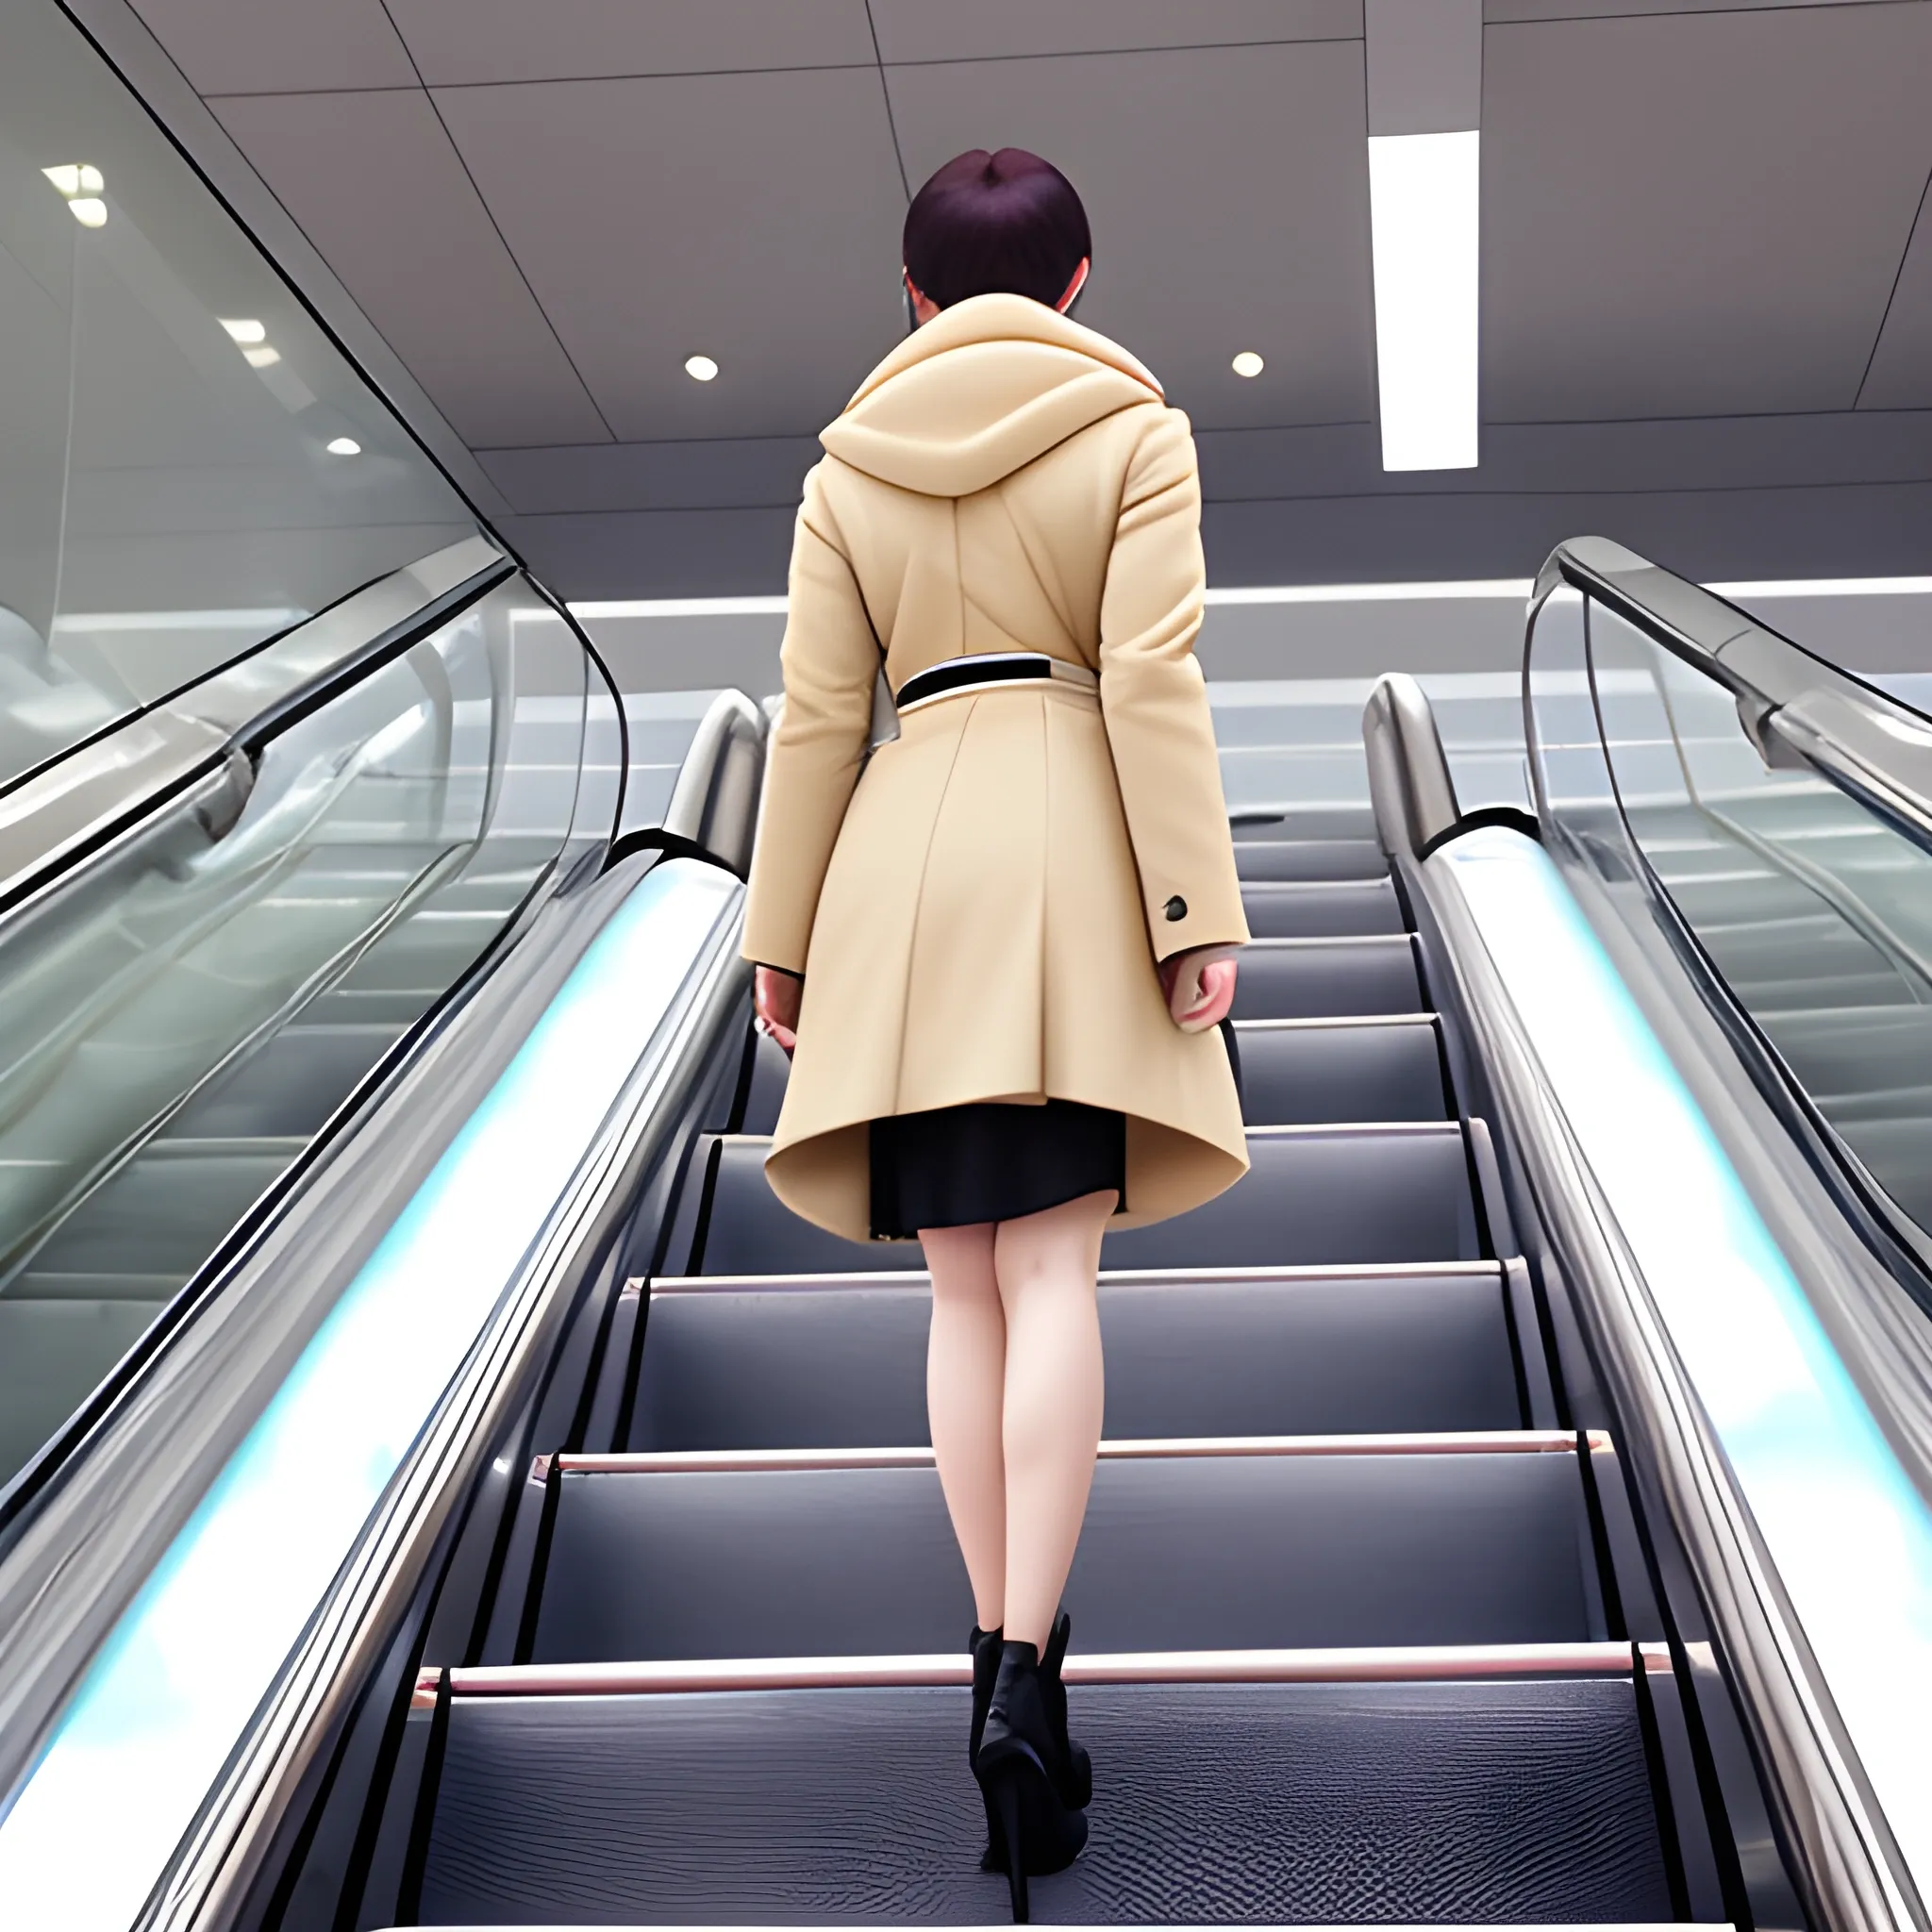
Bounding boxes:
[553,1429,1605,1475]
[379,1923,1726,1932]
[1232,1014,1439,1032]
[1241,934,1416,952]
[649,1258,1506,1296]
[425,1641,1657,1703]
[714,1122,1463,1153]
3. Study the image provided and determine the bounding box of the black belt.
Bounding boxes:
[894,653,1097,714]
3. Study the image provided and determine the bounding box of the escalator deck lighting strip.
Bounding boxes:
[1439,824,1932,1888]
[437,1641,1639,1699]
[555,1430,1606,1475]
[650,1259,1503,1294]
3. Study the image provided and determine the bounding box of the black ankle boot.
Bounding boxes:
[969,1624,1004,1868]
[1040,1610,1092,1809]
[974,1641,1089,1922]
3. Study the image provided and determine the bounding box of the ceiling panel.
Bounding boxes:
[432,67,908,441]
[130,0,417,95]
[388,0,875,88]
[1859,183,1932,408]
[477,438,819,514]
[1485,1,1881,20]
[887,42,1375,431]
[872,0,1360,63]
[213,90,613,448]
[1482,4,1932,420]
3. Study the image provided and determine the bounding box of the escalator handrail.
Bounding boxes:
[0,689,767,1853]
[1371,675,1922,1932]
[1416,841,1919,1932]
[0,534,510,923]
[1532,537,1932,861]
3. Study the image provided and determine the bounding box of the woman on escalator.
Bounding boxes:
[744,148,1247,1918]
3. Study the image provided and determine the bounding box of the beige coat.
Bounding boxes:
[742,293,1249,1241]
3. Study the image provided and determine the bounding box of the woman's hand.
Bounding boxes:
[1158,945,1239,1032]
[754,965,803,1056]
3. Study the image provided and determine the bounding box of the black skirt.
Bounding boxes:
[869,1099,1126,1239]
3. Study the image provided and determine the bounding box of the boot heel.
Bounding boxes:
[991,1774,1028,1923]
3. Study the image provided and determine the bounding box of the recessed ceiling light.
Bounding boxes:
[1368,129,1480,471]
[684,355,719,382]
[68,198,107,229]
[243,345,281,369]
[220,318,267,344]
[1231,351,1265,379]
[325,436,361,456]
[42,163,102,196]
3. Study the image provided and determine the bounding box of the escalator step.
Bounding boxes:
[529,1435,1605,1663]
[1231,937,1424,1020]
[691,1125,1478,1276]
[1235,1018,1447,1122]
[1240,878,1404,939]
[415,1655,1674,1925]
[739,1016,1449,1137]
[630,1265,1523,1450]
[1234,838,1388,882]
[0,1298,158,1482]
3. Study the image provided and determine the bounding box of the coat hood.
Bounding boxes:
[819,293,1164,497]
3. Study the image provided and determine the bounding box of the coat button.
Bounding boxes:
[1163,895,1188,922]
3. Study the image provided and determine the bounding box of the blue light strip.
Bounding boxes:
[0,858,739,1929]
[1441,825,1932,1883]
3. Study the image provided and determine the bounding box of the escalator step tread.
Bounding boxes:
[691,1127,1478,1277]
[1240,878,1405,938]
[1234,838,1389,882]
[630,1268,1521,1449]
[529,1445,1600,1662]
[740,1018,1449,1137]
[417,1676,1674,1925]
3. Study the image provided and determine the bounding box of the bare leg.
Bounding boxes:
[994,1190,1114,1651]
[922,1220,1006,1630]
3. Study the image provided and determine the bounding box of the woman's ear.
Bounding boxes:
[1054,258,1091,313]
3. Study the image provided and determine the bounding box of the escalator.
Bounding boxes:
[8,541,1932,1932]
[393,798,1711,1926]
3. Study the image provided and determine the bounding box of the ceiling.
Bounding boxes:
[110,0,1932,592]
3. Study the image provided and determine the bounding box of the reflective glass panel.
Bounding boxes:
[0,0,475,790]
[0,575,591,1492]
[1587,599,1932,1237]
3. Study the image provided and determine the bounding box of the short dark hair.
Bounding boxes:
[902,149,1091,310]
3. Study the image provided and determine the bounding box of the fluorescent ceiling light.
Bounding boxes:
[220,318,266,344]
[685,354,719,382]
[1231,351,1265,379]
[1706,575,1932,599]
[1368,129,1479,472]
[42,162,102,196]
[325,436,361,456]
[242,345,280,369]
[568,595,790,619]
[1207,578,1530,605]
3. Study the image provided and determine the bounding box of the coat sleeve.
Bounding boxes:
[741,462,881,975]
[1097,407,1249,961]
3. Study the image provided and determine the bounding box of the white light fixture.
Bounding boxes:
[325,436,361,456]
[684,354,719,382]
[42,163,103,196]
[44,163,108,226]
[1368,129,1479,471]
[1231,351,1265,379]
[220,318,266,344]
[242,345,281,369]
